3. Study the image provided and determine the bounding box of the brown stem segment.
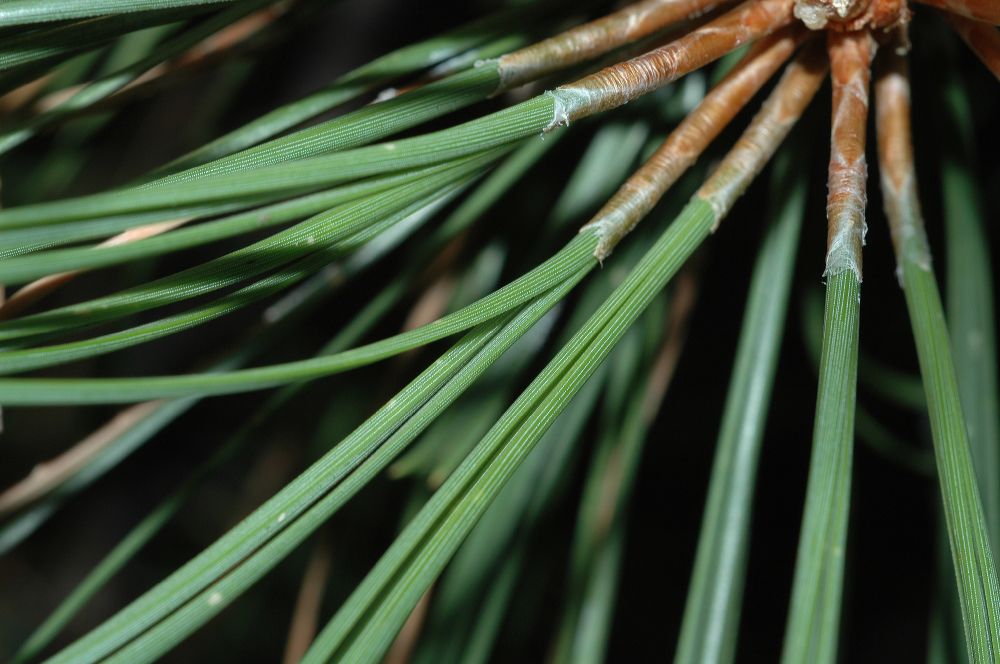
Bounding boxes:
[941,11,1000,80]
[877,41,1000,663]
[697,38,829,222]
[0,400,164,516]
[383,588,432,664]
[640,267,700,424]
[547,0,795,129]
[0,217,189,321]
[35,3,288,114]
[282,540,333,664]
[495,0,726,90]
[875,35,931,273]
[581,26,808,258]
[915,0,1000,25]
[824,30,875,280]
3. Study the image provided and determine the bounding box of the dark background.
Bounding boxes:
[1,1,998,661]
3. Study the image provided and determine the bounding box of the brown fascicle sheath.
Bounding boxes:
[874,36,931,271]
[941,11,1000,80]
[580,26,808,257]
[495,0,727,90]
[696,37,829,220]
[824,30,875,280]
[548,0,796,128]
